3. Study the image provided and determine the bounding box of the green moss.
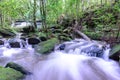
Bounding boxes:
[0,66,24,80]
[110,45,120,56]
[84,31,102,40]
[35,38,59,54]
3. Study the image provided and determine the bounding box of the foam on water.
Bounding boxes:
[24,51,120,80]
[0,38,120,80]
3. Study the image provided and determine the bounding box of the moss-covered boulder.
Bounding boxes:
[0,66,24,80]
[5,62,31,75]
[109,44,120,61]
[34,38,59,54]
[0,28,16,37]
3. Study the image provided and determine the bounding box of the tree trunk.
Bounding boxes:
[33,0,37,29]
[116,13,120,39]
[101,0,103,6]
[0,13,2,27]
[39,0,47,31]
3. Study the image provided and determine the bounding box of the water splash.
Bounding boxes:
[23,39,120,80]
[55,39,108,58]
[24,51,120,80]
[0,38,120,80]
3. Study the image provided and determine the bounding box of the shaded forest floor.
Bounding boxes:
[50,3,120,47]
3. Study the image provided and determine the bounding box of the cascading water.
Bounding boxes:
[0,35,34,67]
[23,39,120,80]
[0,38,120,80]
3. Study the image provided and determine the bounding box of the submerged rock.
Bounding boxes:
[55,39,107,58]
[0,66,24,80]
[81,45,104,57]
[5,62,32,75]
[59,44,66,50]
[0,39,4,45]
[9,42,21,48]
[8,38,26,48]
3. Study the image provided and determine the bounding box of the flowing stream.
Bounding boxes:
[0,38,120,80]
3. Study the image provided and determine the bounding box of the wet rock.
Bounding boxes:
[0,66,24,80]
[81,45,103,57]
[39,36,47,41]
[28,38,40,45]
[55,39,107,58]
[9,42,21,48]
[34,38,59,54]
[58,44,66,50]
[109,44,120,61]
[20,37,26,41]
[0,39,4,45]
[8,38,26,48]
[5,62,32,75]
[21,33,28,37]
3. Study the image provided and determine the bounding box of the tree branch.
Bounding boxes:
[73,29,91,41]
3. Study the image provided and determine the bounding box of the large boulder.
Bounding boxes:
[0,66,24,80]
[5,62,31,75]
[34,38,59,54]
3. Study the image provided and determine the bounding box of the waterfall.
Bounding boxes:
[23,39,120,80]
[55,39,108,58]
[0,33,33,66]
[0,38,120,80]
[23,51,120,80]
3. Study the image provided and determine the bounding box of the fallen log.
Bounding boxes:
[73,29,91,41]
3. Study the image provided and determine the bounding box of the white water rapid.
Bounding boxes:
[0,38,120,80]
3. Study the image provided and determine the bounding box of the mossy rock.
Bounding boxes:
[5,62,31,75]
[0,28,16,37]
[0,66,24,80]
[110,44,120,57]
[109,44,120,61]
[110,44,120,55]
[34,38,59,54]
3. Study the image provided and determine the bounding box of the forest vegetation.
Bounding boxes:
[0,0,120,45]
